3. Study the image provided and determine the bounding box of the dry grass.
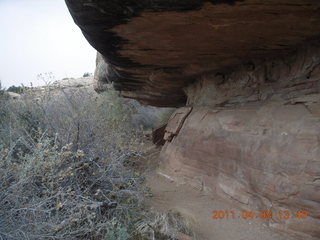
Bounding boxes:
[136,209,194,240]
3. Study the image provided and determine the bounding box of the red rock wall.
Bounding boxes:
[159,46,320,239]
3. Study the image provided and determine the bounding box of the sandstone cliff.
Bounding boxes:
[65,0,320,238]
[160,46,320,239]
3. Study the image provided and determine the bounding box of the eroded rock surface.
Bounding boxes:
[160,46,320,239]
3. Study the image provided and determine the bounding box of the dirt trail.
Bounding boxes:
[145,171,296,240]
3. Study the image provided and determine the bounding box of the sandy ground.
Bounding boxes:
[145,171,296,240]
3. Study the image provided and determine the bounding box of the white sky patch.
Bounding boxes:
[0,0,96,88]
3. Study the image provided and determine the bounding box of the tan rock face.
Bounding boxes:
[160,46,320,239]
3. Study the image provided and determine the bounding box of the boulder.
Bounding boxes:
[7,92,21,100]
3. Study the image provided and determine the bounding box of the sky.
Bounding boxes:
[0,0,96,88]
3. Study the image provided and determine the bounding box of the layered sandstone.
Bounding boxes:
[160,46,320,239]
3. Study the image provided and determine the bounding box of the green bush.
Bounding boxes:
[7,85,24,94]
[83,72,92,77]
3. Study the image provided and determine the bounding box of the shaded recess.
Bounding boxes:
[65,0,320,107]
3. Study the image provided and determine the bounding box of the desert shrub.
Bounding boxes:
[0,136,146,240]
[0,84,9,127]
[0,83,192,240]
[136,209,194,240]
[0,90,48,158]
[2,86,141,159]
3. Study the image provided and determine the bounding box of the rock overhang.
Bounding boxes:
[65,1,320,238]
[65,0,320,107]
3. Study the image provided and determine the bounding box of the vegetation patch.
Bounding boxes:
[0,83,191,240]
